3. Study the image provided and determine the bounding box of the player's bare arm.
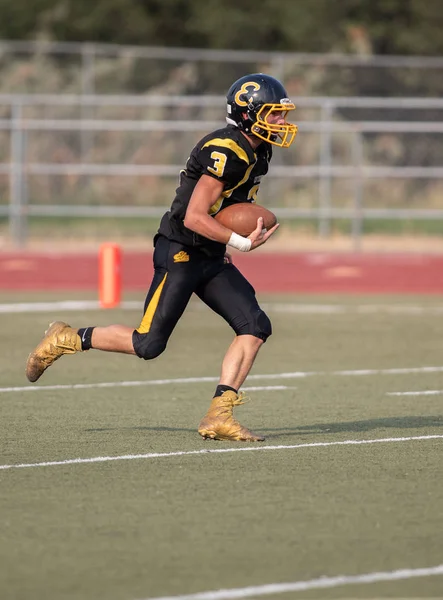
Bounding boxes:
[183,175,233,243]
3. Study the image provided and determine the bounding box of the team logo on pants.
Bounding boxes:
[173,251,190,263]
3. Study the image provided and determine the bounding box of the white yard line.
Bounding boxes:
[137,564,443,600]
[387,390,443,396]
[1,434,442,471]
[0,300,108,313]
[0,376,218,393]
[3,299,443,315]
[3,365,443,394]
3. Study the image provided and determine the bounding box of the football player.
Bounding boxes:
[26,73,298,442]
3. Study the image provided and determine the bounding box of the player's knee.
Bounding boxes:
[235,309,272,342]
[255,309,272,341]
[132,331,167,361]
[136,339,167,361]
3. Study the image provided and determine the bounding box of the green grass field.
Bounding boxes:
[1,292,443,600]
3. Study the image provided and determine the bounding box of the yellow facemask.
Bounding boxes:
[251,103,298,148]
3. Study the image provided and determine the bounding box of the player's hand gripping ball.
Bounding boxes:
[214,203,277,237]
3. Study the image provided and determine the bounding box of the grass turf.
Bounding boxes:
[1,293,443,599]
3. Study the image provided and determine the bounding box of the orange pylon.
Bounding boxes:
[99,243,122,308]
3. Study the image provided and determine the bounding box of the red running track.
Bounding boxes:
[1,251,443,294]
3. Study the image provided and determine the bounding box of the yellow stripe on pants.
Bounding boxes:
[136,273,168,334]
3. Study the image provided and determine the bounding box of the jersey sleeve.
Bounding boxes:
[198,138,251,189]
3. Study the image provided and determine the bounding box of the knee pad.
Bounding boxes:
[235,308,272,342]
[132,330,167,361]
[254,309,272,341]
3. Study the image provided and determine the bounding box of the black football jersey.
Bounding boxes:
[156,125,272,256]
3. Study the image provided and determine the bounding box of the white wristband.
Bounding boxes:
[227,232,252,252]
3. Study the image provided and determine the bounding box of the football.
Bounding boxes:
[214,203,277,237]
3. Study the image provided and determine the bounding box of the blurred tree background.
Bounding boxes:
[0,0,442,56]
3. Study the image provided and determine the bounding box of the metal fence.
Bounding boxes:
[1,93,443,248]
[1,42,443,248]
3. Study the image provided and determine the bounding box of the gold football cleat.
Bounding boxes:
[25,321,82,383]
[198,390,265,442]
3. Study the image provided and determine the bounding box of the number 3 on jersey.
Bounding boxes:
[207,151,227,178]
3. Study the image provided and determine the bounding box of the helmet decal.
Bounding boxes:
[234,81,261,107]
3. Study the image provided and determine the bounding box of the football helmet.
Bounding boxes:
[226,73,297,148]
